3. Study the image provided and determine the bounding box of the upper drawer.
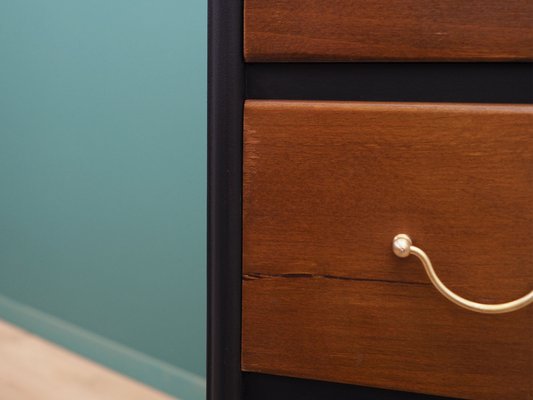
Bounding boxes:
[244,0,533,61]
[242,100,533,400]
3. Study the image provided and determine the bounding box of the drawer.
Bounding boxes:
[244,0,533,61]
[242,100,533,399]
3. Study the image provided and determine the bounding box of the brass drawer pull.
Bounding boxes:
[392,234,533,314]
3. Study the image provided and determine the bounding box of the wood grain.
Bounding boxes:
[244,0,533,61]
[242,100,533,400]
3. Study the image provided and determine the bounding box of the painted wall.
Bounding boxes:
[0,0,206,397]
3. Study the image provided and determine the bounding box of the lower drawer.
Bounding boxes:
[242,100,533,400]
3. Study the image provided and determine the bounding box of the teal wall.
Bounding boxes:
[0,0,206,397]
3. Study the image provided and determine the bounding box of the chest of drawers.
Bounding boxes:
[209,2,533,399]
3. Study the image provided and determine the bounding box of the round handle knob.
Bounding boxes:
[392,234,533,314]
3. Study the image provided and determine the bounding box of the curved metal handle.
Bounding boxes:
[392,234,533,314]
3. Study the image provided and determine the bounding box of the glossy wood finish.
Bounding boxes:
[242,100,533,400]
[244,0,533,62]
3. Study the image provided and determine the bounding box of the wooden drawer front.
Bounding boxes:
[244,0,533,62]
[242,101,533,400]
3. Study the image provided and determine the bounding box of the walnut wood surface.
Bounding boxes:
[244,0,533,61]
[242,100,533,400]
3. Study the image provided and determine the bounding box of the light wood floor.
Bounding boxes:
[0,320,175,400]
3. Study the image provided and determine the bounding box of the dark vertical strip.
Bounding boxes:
[207,0,244,399]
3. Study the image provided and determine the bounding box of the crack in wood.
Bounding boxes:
[243,272,428,286]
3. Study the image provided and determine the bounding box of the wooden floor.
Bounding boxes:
[0,320,175,400]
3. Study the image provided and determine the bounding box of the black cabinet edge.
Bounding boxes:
[243,373,458,400]
[207,0,244,399]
